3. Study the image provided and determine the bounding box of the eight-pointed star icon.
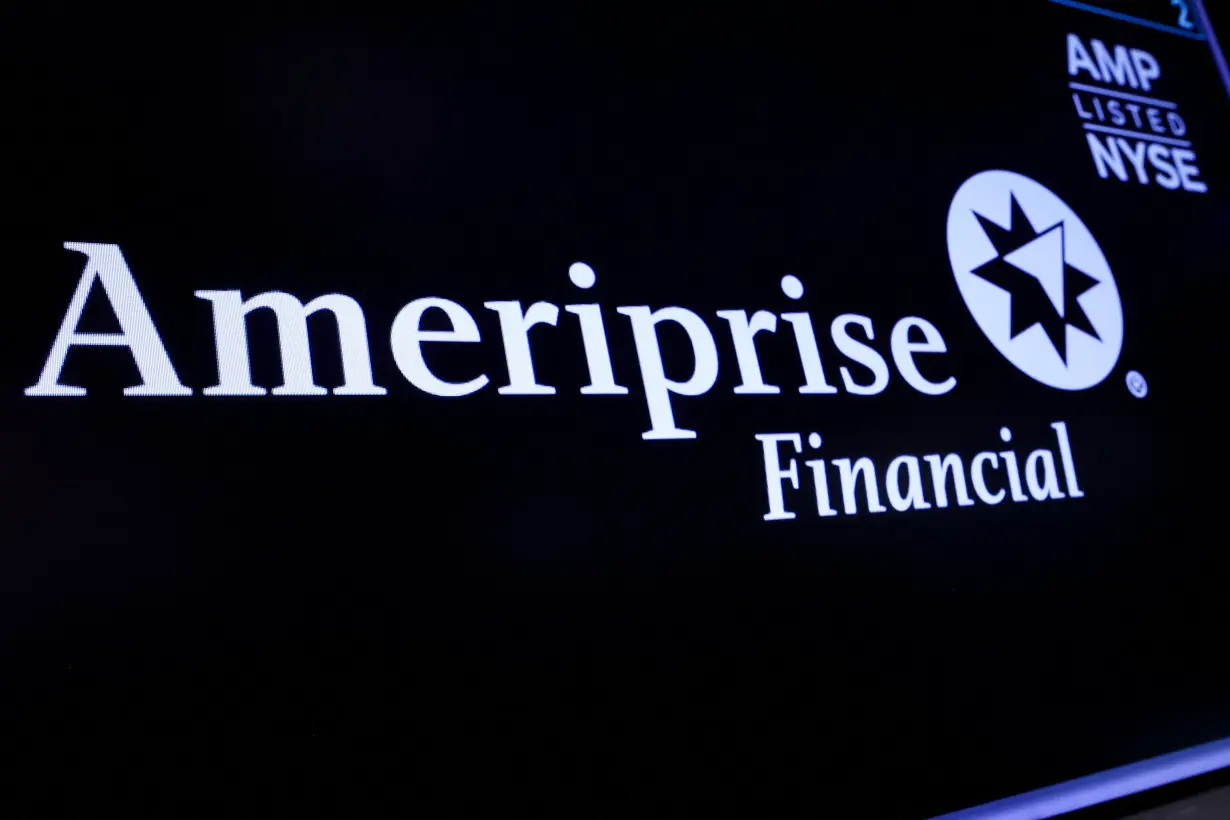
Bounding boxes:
[968,194,1102,365]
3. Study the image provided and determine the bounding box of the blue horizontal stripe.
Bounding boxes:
[1048,0,1207,40]
[929,736,1230,819]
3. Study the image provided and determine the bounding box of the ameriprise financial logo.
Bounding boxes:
[25,172,1124,522]
[759,171,1121,521]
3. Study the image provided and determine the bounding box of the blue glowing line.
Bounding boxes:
[1191,0,1230,98]
[1048,0,1208,39]
[928,736,1230,819]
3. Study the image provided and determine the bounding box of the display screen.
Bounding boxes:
[3,1,1228,814]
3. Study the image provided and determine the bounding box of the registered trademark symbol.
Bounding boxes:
[1125,370,1148,398]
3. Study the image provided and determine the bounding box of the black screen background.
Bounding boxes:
[2,2,1229,816]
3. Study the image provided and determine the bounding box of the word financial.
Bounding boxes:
[756,423,1082,522]
[26,242,1092,522]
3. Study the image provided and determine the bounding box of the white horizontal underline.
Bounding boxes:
[1082,123,1192,148]
[1068,82,1179,109]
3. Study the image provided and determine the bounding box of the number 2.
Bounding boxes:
[1171,0,1195,30]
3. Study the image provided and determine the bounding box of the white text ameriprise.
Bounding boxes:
[27,242,961,442]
